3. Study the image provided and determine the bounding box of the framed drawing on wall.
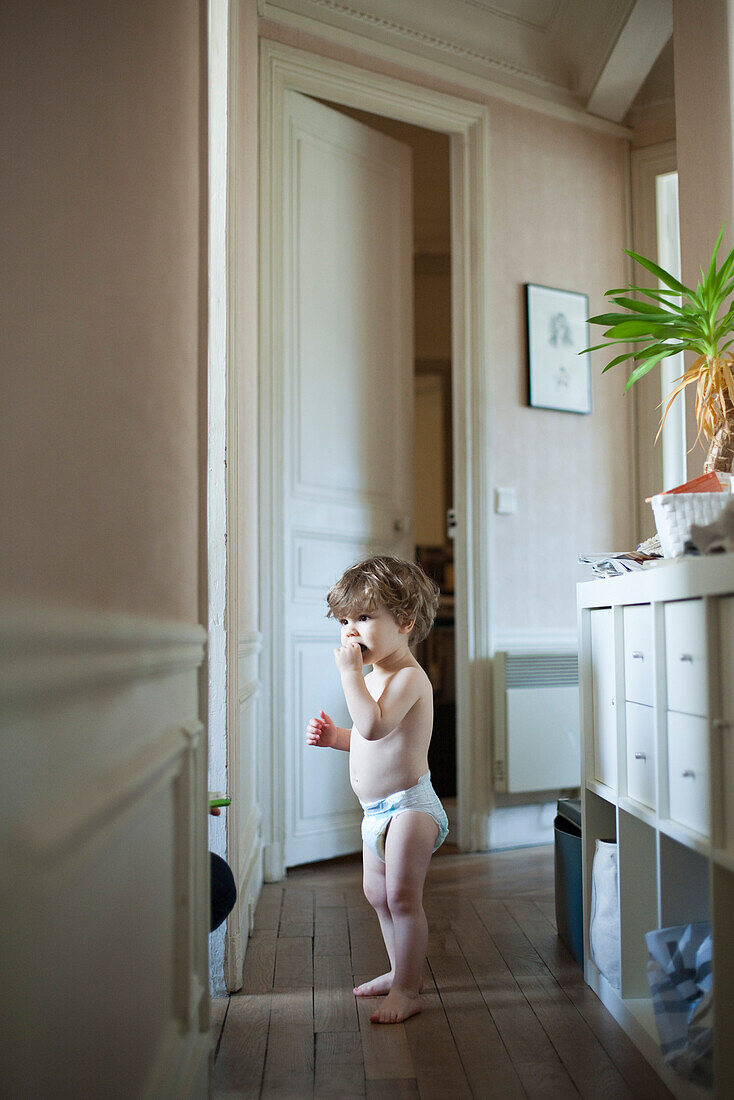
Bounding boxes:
[525,284,592,414]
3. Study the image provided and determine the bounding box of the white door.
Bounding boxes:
[279,92,414,867]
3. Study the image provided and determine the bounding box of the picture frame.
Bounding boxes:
[525,283,592,414]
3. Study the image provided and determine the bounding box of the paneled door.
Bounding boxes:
[279,92,414,867]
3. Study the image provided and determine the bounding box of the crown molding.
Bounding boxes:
[457,0,559,35]
[259,3,633,137]
[266,0,568,94]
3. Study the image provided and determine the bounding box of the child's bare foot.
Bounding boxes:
[354,973,424,997]
[354,972,393,997]
[369,988,422,1024]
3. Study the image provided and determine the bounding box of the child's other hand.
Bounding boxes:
[334,640,363,674]
[306,709,337,749]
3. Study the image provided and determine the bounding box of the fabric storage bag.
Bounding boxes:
[645,923,713,1085]
[589,839,620,988]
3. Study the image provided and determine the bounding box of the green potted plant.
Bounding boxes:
[587,226,734,473]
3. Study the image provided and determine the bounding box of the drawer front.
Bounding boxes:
[623,604,654,706]
[720,596,734,722]
[665,599,708,716]
[667,712,710,837]
[718,597,734,848]
[590,608,617,789]
[626,701,656,809]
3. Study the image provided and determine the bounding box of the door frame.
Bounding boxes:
[259,38,492,877]
[630,141,683,530]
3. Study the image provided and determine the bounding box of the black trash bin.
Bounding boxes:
[554,797,583,968]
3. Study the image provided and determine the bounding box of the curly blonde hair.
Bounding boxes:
[326,555,440,644]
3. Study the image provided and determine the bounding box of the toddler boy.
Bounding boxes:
[306,555,448,1024]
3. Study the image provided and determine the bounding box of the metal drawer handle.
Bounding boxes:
[632,651,644,660]
[634,752,647,761]
[680,653,694,662]
[682,769,696,778]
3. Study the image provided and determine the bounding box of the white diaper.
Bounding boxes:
[359,772,449,862]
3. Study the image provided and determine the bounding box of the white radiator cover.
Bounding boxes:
[493,651,580,793]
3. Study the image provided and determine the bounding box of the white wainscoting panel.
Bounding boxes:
[0,602,209,1099]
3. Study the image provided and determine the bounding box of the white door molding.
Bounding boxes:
[259,38,492,865]
[630,140,680,535]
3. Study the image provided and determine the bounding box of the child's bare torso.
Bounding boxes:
[349,664,434,803]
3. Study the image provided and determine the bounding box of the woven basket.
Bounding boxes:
[650,492,732,557]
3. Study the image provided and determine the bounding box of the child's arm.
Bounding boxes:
[306,708,351,751]
[335,643,423,741]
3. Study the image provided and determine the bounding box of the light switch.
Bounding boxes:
[495,487,517,515]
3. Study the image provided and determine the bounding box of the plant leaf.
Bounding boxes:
[608,296,676,316]
[621,286,683,306]
[713,243,734,296]
[580,341,633,354]
[600,350,638,373]
[588,312,638,327]
[633,342,686,360]
[624,249,690,295]
[706,226,724,284]
[604,320,693,340]
[624,354,668,390]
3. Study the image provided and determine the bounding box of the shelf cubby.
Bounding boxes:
[618,810,658,999]
[659,833,710,929]
[713,864,734,1088]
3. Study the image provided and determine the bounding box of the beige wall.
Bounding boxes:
[1,3,212,1085]
[674,0,734,478]
[488,102,634,635]
[1,0,204,623]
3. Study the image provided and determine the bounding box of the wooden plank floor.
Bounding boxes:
[211,845,674,1099]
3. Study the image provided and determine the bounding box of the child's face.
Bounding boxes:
[337,602,411,664]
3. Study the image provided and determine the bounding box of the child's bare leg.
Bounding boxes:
[371,810,438,1024]
[354,843,395,996]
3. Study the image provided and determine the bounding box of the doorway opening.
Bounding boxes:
[259,39,492,874]
[315,102,458,831]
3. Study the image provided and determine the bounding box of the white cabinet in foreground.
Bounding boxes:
[578,556,734,1098]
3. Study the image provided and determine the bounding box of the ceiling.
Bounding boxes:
[259,0,674,124]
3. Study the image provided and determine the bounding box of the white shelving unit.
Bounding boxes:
[578,556,734,1098]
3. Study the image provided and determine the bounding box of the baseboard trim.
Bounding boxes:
[486,801,557,851]
[263,840,286,883]
[224,804,263,991]
[144,1021,210,1100]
